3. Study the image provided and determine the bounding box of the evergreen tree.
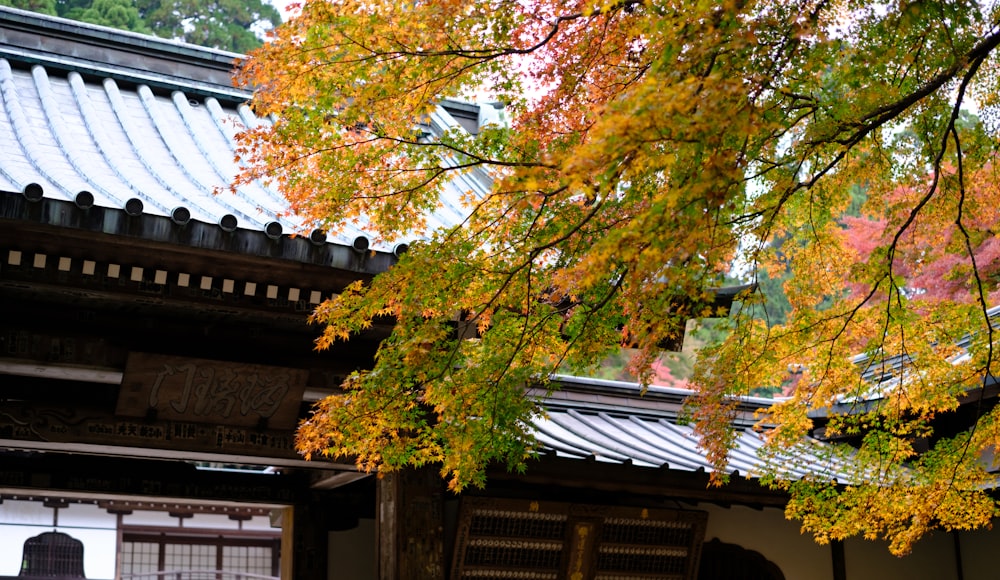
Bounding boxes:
[0,0,280,52]
[0,0,56,15]
[78,0,148,33]
[136,0,280,53]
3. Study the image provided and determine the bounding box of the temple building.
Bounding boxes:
[1,6,998,580]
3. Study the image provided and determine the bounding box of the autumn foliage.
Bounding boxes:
[235,0,1000,554]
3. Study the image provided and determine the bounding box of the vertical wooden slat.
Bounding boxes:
[564,519,598,580]
[114,512,124,580]
[280,507,294,580]
[215,543,223,580]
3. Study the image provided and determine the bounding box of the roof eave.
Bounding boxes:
[0,190,399,277]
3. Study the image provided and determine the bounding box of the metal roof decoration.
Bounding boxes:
[0,4,489,256]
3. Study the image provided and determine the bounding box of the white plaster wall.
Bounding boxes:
[0,500,117,579]
[701,504,833,580]
[171,512,241,529]
[121,509,276,530]
[327,518,376,580]
[120,508,177,527]
[953,526,1000,580]
[701,503,978,580]
[247,514,278,531]
[842,531,955,580]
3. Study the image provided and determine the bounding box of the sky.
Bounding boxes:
[270,0,300,19]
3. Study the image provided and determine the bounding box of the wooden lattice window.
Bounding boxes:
[120,529,280,579]
[451,498,707,580]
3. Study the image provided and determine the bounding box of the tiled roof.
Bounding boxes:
[800,305,1000,418]
[0,5,490,255]
[539,376,852,481]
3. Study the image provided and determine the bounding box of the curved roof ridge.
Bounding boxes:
[0,5,247,101]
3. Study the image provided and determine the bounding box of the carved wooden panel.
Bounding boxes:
[451,498,706,580]
[0,401,301,461]
[117,352,307,428]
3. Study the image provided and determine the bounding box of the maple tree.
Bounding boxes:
[234,0,1000,554]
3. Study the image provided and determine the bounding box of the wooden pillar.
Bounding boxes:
[831,539,846,580]
[290,497,330,580]
[378,467,445,580]
[114,511,124,580]
[280,507,294,580]
[378,473,398,580]
[953,531,965,580]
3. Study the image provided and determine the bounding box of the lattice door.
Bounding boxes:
[451,498,707,580]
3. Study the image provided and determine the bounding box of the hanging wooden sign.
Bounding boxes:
[116,353,307,429]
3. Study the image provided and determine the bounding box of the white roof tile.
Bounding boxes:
[0,50,488,251]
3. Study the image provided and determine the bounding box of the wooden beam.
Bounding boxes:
[0,286,386,374]
[0,452,311,504]
[0,399,325,465]
[487,456,789,508]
